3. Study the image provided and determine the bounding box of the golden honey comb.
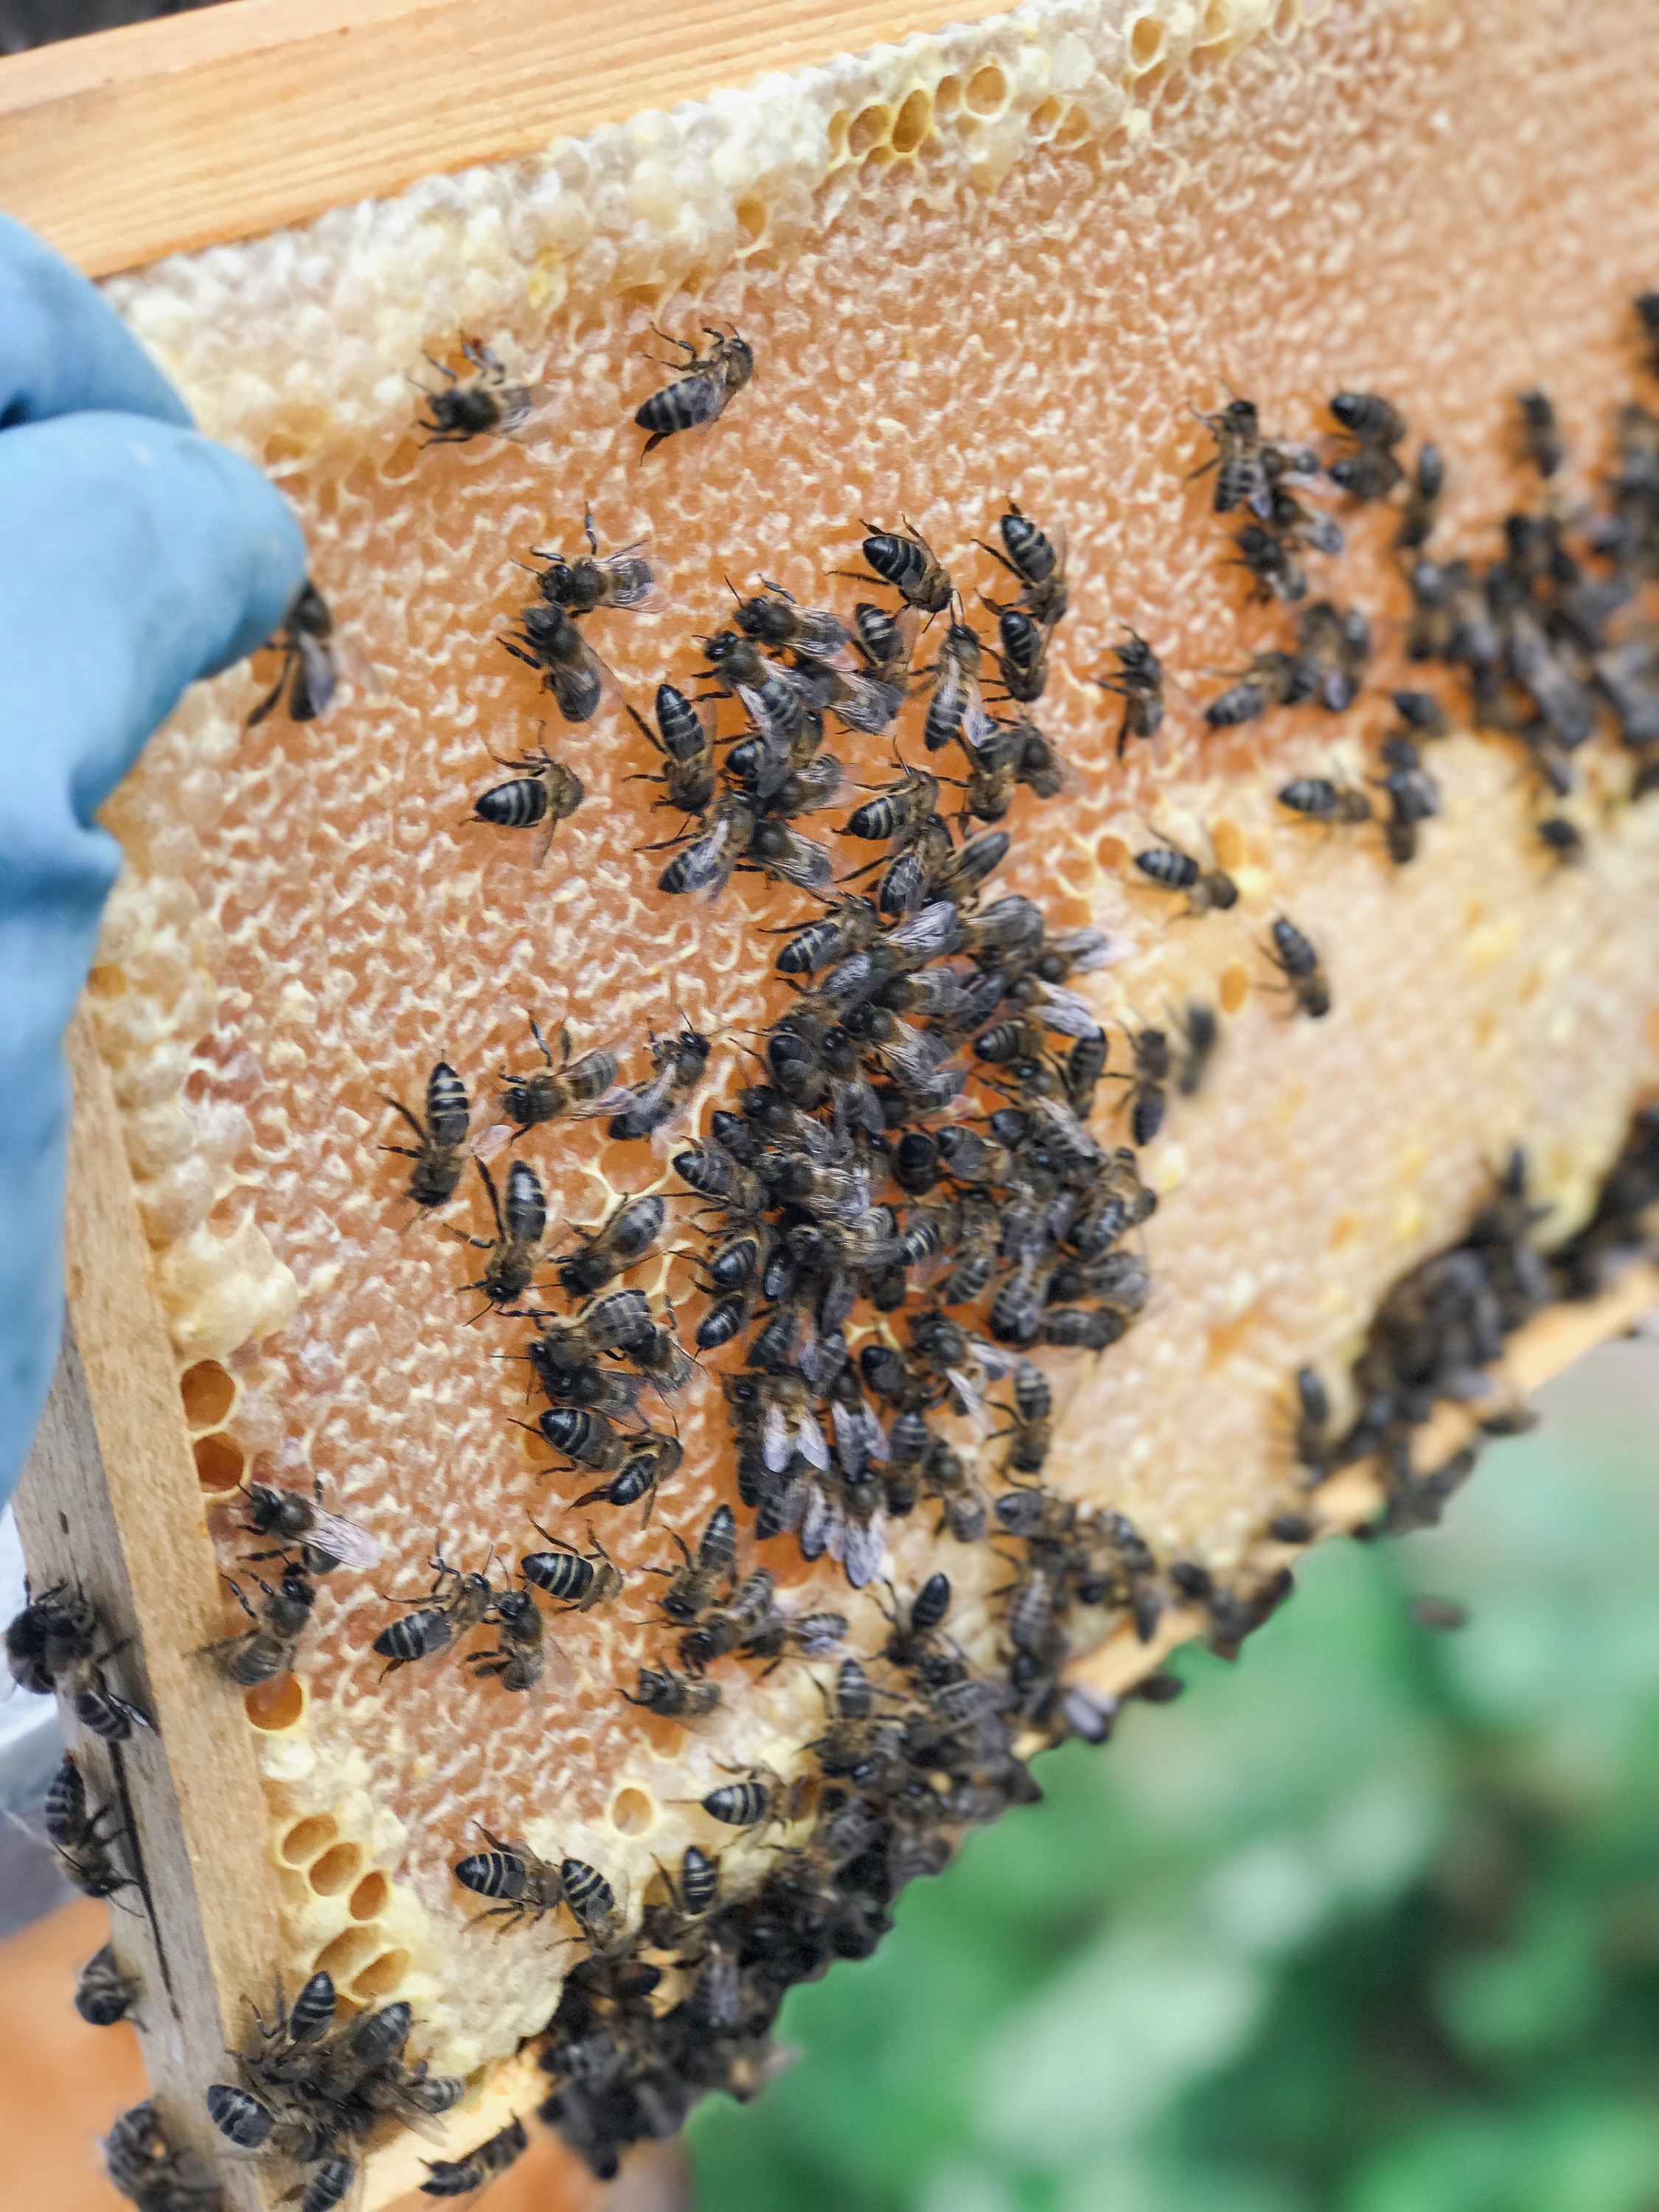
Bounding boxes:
[21,0,1659,2199]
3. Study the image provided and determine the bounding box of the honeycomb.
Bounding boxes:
[78,0,1659,2140]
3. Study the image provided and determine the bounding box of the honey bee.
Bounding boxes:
[983,599,1050,703]
[453,1828,567,1933]
[1329,391,1408,447]
[380,1062,469,1212]
[554,1191,667,1298]
[1277,774,1374,827]
[1327,389,1408,501]
[846,518,953,613]
[626,685,718,820]
[772,893,883,977]
[635,324,754,454]
[372,1555,495,1677]
[202,1565,317,1686]
[76,1940,142,2028]
[921,622,994,754]
[470,735,585,865]
[655,787,756,900]
[240,1478,383,1584]
[414,339,546,445]
[696,1764,806,1840]
[421,2118,530,2199]
[497,1017,622,1135]
[467,1585,571,1695]
[501,598,623,723]
[527,508,662,614]
[647,1502,738,1622]
[1517,387,1564,478]
[1231,521,1307,605]
[978,499,1068,627]
[1265,915,1331,1018]
[449,1159,546,1312]
[521,1524,624,1613]
[247,580,373,728]
[622,1665,723,1720]
[1293,598,1370,713]
[1110,1027,1171,1146]
[5,1582,153,1739]
[851,599,920,686]
[731,580,851,660]
[1095,629,1166,757]
[1203,648,1310,728]
[562,1855,627,1950]
[43,1753,134,1901]
[607,1020,711,1142]
[1172,1001,1220,1096]
[1131,838,1238,914]
[743,817,838,896]
[1191,396,1272,515]
[1328,444,1405,501]
[105,2103,221,2212]
[1398,442,1444,549]
[574,1427,684,1517]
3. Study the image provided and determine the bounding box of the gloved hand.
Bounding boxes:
[0,215,307,1509]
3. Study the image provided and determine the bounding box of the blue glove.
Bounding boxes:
[0,215,307,1509]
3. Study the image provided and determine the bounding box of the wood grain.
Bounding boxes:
[0,0,1012,279]
[12,1009,282,2212]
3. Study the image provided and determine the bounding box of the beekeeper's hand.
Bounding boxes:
[0,215,305,1508]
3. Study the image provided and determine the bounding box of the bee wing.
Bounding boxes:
[571,1084,634,1122]
[1046,928,1117,974]
[967,1338,1022,1381]
[830,1401,869,1481]
[795,1413,830,1472]
[888,901,968,961]
[762,1403,792,1473]
[307,1510,383,1573]
[765,832,835,894]
[841,1516,888,1592]
[799,1482,833,1561]
[832,674,905,736]
[945,1367,991,1436]
[599,546,669,612]
[1034,985,1107,1040]
[961,684,997,752]
[333,632,380,699]
[732,686,793,794]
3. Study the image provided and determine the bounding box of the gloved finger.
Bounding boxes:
[0,214,194,431]
[0,411,307,1508]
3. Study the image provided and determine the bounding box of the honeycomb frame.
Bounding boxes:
[10,0,1659,2201]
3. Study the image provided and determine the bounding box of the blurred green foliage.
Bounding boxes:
[688,1340,1659,2212]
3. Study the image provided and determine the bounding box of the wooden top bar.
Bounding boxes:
[0,0,1009,279]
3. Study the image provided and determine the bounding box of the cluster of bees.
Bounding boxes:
[25,291,1659,2203]
[195,1973,516,2212]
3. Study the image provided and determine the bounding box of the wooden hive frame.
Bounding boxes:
[8,4,1659,2209]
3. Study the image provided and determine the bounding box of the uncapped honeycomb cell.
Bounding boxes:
[86,0,1659,2122]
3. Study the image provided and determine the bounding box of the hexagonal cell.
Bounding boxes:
[278,1815,340,1868]
[349,1871,393,1922]
[1127,13,1168,69]
[847,103,892,159]
[246,1675,306,1733]
[308,1842,367,1896]
[964,63,1009,117]
[193,1431,246,1492]
[179,1358,237,1431]
[313,1927,381,1983]
[351,1950,411,2002]
[890,89,933,155]
[609,1785,656,1837]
